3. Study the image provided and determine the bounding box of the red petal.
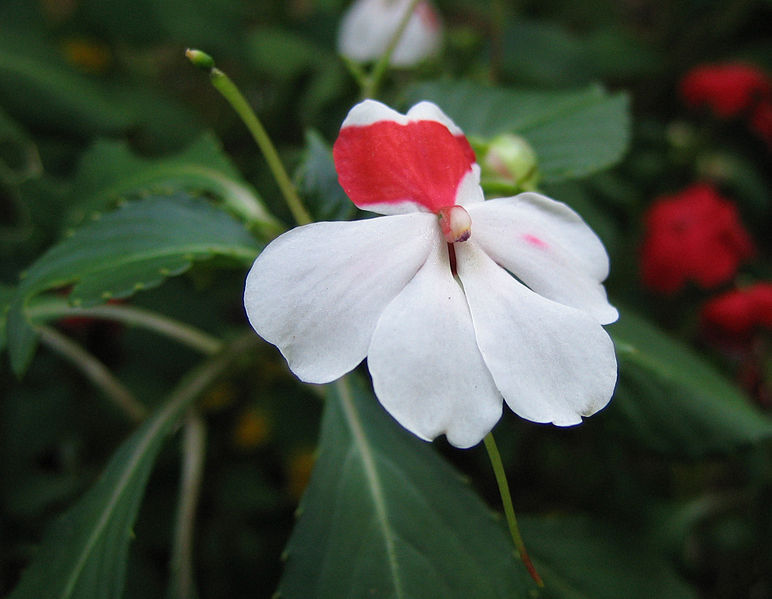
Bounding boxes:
[333,119,475,214]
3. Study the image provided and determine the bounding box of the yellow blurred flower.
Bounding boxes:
[62,38,112,74]
[232,407,272,450]
[286,448,316,501]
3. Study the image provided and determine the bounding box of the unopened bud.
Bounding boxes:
[185,48,215,71]
[438,205,472,243]
[479,133,539,190]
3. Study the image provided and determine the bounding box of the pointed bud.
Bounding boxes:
[478,133,539,190]
[438,205,472,243]
[185,48,215,71]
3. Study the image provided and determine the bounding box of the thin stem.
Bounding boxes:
[483,432,543,587]
[30,299,223,356]
[168,409,207,599]
[361,0,422,99]
[38,325,147,423]
[186,50,312,226]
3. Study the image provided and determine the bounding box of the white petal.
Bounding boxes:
[406,100,463,136]
[244,213,436,383]
[337,0,441,67]
[368,238,502,448]
[468,193,618,324]
[456,242,617,426]
[337,0,401,64]
[454,166,485,207]
[340,98,408,128]
[341,98,461,135]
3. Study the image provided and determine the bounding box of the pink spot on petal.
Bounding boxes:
[522,233,549,249]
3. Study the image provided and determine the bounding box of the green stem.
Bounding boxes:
[361,0,422,99]
[168,409,206,599]
[186,50,312,226]
[38,325,148,423]
[30,298,223,355]
[483,432,543,587]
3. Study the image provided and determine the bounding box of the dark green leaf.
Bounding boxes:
[295,130,356,222]
[6,193,261,375]
[278,375,534,598]
[279,376,697,598]
[608,308,772,456]
[522,515,696,599]
[0,283,14,351]
[499,20,662,87]
[405,81,630,183]
[68,133,281,234]
[0,29,200,144]
[6,333,254,599]
[0,106,40,182]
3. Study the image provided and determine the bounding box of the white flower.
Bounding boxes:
[337,0,442,67]
[244,100,618,448]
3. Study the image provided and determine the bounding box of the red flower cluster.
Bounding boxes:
[680,62,772,144]
[640,183,754,294]
[701,283,772,338]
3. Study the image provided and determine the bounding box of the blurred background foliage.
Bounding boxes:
[0,0,770,598]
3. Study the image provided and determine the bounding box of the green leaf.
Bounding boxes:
[278,375,534,598]
[6,332,255,599]
[68,133,281,235]
[499,20,662,87]
[0,283,15,351]
[6,193,262,375]
[0,29,200,145]
[522,515,696,599]
[0,30,131,136]
[405,81,630,183]
[295,130,356,222]
[0,106,39,182]
[608,308,772,456]
[279,376,696,598]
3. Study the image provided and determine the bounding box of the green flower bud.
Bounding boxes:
[478,133,540,191]
[185,48,215,71]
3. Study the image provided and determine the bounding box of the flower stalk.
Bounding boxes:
[361,0,423,99]
[30,298,223,355]
[185,49,313,226]
[38,325,147,423]
[168,409,207,599]
[483,432,543,587]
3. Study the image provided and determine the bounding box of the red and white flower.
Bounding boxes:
[337,0,442,67]
[244,100,618,448]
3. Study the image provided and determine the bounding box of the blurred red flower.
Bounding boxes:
[750,99,772,145]
[680,63,771,118]
[701,283,772,338]
[640,183,754,294]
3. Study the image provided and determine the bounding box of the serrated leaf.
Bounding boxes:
[279,376,696,598]
[68,133,281,234]
[405,81,630,182]
[6,334,253,599]
[6,193,261,375]
[279,376,534,598]
[608,308,772,456]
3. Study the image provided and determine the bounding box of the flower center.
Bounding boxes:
[437,205,472,244]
